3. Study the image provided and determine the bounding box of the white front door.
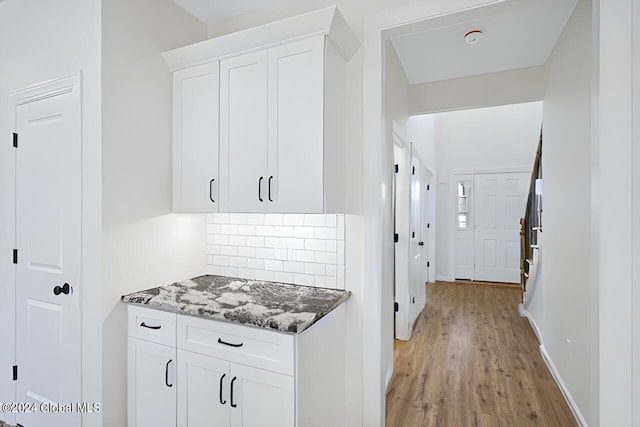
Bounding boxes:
[14,78,82,427]
[474,172,529,283]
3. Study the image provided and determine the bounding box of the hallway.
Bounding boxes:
[385,282,576,426]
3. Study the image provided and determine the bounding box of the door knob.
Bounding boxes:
[53,283,72,295]
[418,241,424,246]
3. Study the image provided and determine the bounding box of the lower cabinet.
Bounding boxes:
[127,304,346,427]
[178,350,294,427]
[127,338,176,427]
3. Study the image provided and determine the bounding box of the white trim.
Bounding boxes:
[163,6,359,71]
[435,275,455,282]
[451,166,532,176]
[519,305,588,427]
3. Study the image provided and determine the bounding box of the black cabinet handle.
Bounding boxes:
[258,177,264,202]
[268,176,273,202]
[230,376,237,408]
[209,178,216,203]
[53,283,71,296]
[140,322,161,330]
[219,373,227,405]
[218,338,243,348]
[165,359,173,387]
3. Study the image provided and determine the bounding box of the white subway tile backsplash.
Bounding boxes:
[274,272,294,283]
[293,227,315,239]
[207,214,345,290]
[256,225,276,237]
[264,260,284,271]
[246,213,265,225]
[293,273,315,286]
[255,270,275,281]
[221,224,238,235]
[304,214,326,227]
[238,246,257,258]
[315,251,336,264]
[247,258,265,270]
[283,261,305,273]
[229,213,247,224]
[256,247,275,260]
[264,214,284,226]
[315,227,336,239]
[238,225,256,236]
[305,239,325,251]
[293,250,315,263]
[213,255,230,266]
[283,214,304,226]
[304,262,325,275]
[229,235,247,246]
[246,236,265,247]
[274,226,294,237]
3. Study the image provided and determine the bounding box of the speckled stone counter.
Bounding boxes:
[122,275,350,334]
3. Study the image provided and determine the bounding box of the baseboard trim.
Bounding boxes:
[519,305,588,427]
[435,275,454,282]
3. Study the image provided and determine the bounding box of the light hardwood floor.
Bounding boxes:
[385,281,577,427]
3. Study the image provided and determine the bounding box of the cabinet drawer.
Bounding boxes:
[128,305,177,347]
[177,315,294,376]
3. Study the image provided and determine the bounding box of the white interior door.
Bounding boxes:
[393,136,411,340]
[408,155,422,328]
[474,172,529,282]
[220,50,268,212]
[14,79,82,427]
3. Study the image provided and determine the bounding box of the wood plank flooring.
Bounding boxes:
[385,281,576,427]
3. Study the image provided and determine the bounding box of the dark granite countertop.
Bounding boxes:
[122,275,350,334]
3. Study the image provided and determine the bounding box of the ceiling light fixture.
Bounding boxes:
[464,30,483,44]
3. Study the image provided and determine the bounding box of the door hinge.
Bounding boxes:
[427,261,430,267]
[412,297,415,303]
[411,231,415,238]
[394,302,399,312]
[427,185,430,190]
[394,233,398,243]
[412,166,415,175]
[427,223,430,229]
[12,249,18,264]
[394,164,399,173]
[12,365,17,381]
[12,133,18,148]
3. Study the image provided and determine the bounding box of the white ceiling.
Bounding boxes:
[389,0,579,85]
[170,0,578,85]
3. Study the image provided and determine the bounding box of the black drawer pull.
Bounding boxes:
[140,322,161,330]
[165,359,173,387]
[219,373,227,405]
[230,376,237,408]
[218,338,243,348]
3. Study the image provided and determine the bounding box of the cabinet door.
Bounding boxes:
[173,62,220,212]
[220,50,268,212]
[128,338,177,427]
[267,37,325,213]
[177,350,231,427]
[230,363,295,427]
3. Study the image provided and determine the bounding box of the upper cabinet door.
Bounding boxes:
[220,51,269,213]
[267,37,325,213]
[173,62,220,212]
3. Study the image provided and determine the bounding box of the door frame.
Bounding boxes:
[450,166,531,283]
[8,74,83,423]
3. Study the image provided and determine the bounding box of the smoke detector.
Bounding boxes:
[464,30,483,44]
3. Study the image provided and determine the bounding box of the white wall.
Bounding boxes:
[382,41,410,391]
[0,1,102,425]
[523,0,593,424]
[407,114,436,173]
[101,1,207,424]
[432,102,543,281]
[409,65,547,115]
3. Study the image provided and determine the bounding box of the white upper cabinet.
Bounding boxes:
[164,6,359,214]
[172,62,220,212]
